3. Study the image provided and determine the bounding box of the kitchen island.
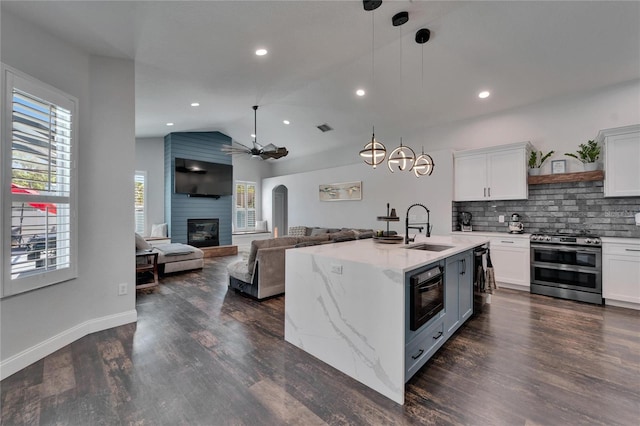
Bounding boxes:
[284,234,489,404]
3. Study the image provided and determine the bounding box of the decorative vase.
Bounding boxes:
[583,162,598,172]
[528,167,541,176]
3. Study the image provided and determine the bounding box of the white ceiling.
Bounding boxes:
[3,1,640,161]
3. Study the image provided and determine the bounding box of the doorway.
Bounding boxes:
[272,185,288,236]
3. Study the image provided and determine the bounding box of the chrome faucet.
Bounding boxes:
[405,203,431,244]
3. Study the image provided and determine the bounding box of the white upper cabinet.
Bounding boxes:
[454,141,531,201]
[598,124,640,198]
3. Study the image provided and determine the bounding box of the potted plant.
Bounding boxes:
[528,150,555,175]
[565,140,601,171]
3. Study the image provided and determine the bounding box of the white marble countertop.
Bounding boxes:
[451,231,531,239]
[292,234,489,273]
[601,237,640,244]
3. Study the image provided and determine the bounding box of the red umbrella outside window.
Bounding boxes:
[11,183,57,215]
[11,183,57,248]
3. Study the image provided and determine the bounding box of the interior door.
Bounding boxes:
[272,185,288,236]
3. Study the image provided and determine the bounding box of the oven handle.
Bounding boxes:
[417,280,442,293]
[531,261,600,274]
[530,244,602,253]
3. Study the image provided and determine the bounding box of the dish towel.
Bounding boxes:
[485,249,498,294]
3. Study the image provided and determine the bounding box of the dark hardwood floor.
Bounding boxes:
[2,255,639,425]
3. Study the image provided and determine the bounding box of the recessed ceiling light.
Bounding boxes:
[356,89,366,97]
[283,120,290,125]
[166,122,174,126]
[191,102,200,107]
[255,48,268,56]
[478,91,490,99]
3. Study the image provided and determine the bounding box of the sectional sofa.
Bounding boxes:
[227,227,374,300]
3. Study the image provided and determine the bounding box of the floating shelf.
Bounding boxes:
[528,170,604,185]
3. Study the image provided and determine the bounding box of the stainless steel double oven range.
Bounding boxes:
[530,231,602,304]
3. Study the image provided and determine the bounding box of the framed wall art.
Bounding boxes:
[319,181,362,201]
[551,160,566,174]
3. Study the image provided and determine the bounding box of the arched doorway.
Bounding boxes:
[272,185,288,237]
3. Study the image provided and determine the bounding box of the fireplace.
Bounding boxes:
[187,218,219,248]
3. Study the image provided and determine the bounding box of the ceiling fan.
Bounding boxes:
[222,105,289,160]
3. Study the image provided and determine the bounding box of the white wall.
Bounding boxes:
[263,149,453,237]
[272,79,640,176]
[233,154,273,227]
[1,11,136,378]
[264,79,639,236]
[135,137,165,235]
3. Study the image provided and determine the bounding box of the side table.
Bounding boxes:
[136,250,159,290]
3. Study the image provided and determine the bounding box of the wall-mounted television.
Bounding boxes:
[174,157,233,198]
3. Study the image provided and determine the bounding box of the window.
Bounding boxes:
[234,181,256,231]
[2,64,77,297]
[134,171,146,235]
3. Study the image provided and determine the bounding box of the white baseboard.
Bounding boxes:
[497,282,530,292]
[605,299,640,311]
[0,309,137,380]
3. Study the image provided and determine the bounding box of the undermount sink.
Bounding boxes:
[405,243,454,252]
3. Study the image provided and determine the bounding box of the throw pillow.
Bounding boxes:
[287,226,307,237]
[135,233,152,251]
[255,220,267,232]
[150,223,168,238]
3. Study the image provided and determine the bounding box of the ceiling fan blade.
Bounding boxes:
[261,143,278,152]
[222,141,255,155]
[260,147,289,159]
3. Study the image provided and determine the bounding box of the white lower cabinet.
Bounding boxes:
[603,241,640,308]
[489,237,530,289]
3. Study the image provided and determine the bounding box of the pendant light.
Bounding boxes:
[359,4,386,168]
[387,12,415,173]
[388,138,416,172]
[413,28,435,177]
[360,127,386,168]
[413,146,434,177]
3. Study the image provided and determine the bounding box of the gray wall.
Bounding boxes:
[453,181,640,238]
[1,11,136,370]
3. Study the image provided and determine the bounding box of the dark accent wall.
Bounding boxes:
[164,132,233,245]
[452,180,640,238]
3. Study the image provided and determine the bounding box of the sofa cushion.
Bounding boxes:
[328,230,356,242]
[227,259,252,283]
[310,228,329,236]
[298,235,331,243]
[247,237,299,275]
[352,229,375,239]
[154,245,204,264]
[135,233,152,250]
[150,223,168,237]
[287,226,308,237]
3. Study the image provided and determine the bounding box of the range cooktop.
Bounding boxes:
[530,229,601,246]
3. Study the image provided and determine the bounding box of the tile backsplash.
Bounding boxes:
[452,181,640,238]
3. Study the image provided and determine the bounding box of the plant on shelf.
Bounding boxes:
[528,150,555,175]
[565,140,601,171]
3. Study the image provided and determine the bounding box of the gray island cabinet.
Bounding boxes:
[285,235,487,405]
